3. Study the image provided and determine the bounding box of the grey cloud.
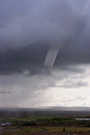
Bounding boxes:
[0,0,89,45]
[0,64,89,107]
[0,0,90,107]
[56,81,88,89]
[0,0,90,74]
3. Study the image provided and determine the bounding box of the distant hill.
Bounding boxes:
[0,106,90,112]
[45,106,90,111]
[0,106,90,117]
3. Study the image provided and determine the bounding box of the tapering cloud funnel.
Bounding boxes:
[44,45,60,68]
[44,0,90,69]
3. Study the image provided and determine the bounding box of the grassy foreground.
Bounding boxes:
[1,116,90,135]
[2,126,90,135]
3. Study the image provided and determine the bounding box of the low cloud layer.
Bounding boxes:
[0,64,90,108]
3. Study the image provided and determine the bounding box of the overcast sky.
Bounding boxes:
[0,0,89,47]
[0,0,90,108]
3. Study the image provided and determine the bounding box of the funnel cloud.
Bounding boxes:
[0,0,90,108]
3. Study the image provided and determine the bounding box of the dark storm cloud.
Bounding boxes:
[0,0,90,108]
[0,0,89,44]
[0,0,90,74]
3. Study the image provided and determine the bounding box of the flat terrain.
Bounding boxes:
[1,126,90,135]
[1,109,90,135]
[0,116,90,135]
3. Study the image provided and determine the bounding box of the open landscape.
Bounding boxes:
[1,0,90,135]
[0,108,90,135]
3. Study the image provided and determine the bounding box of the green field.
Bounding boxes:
[2,126,90,135]
[1,116,90,127]
[1,116,90,135]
